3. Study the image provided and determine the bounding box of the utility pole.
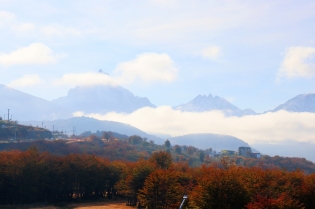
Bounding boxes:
[15,124,16,141]
[52,125,55,139]
[7,109,9,122]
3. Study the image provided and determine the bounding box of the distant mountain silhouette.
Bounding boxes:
[270,93,315,113]
[21,116,165,144]
[52,85,156,114]
[169,133,250,151]
[0,84,70,121]
[173,94,256,116]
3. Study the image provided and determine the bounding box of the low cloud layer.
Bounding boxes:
[80,106,315,145]
[278,46,315,78]
[0,43,62,66]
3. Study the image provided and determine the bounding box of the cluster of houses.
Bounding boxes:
[238,146,261,159]
[206,146,261,159]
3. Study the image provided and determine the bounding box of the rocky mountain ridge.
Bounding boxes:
[51,85,155,114]
[173,94,256,116]
[270,93,315,113]
[1,83,315,121]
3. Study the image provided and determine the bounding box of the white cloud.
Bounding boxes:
[278,46,315,78]
[41,24,84,37]
[73,111,85,117]
[0,10,15,26]
[8,74,44,87]
[54,53,178,87]
[53,72,118,87]
[0,43,63,66]
[200,46,222,60]
[12,23,35,32]
[115,53,178,83]
[85,107,315,145]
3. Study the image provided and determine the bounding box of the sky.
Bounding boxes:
[1,1,315,160]
[1,0,315,113]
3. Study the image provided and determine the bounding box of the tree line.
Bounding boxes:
[0,149,315,208]
[2,135,315,174]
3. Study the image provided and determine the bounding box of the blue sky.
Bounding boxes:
[2,1,315,160]
[1,0,315,113]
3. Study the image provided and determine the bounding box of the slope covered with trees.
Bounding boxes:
[0,120,52,141]
[0,149,315,208]
[1,133,315,173]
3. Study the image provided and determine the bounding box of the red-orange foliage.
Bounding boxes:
[191,166,250,209]
[1,149,315,209]
[246,194,303,209]
[148,150,172,169]
[138,169,183,209]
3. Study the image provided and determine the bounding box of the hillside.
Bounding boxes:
[170,133,250,151]
[0,84,70,121]
[0,120,52,141]
[0,136,314,173]
[21,117,165,144]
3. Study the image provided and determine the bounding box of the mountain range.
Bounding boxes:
[1,84,155,121]
[1,83,315,161]
[2,83,314,121]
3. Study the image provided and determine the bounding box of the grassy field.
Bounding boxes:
[2,200,135,209]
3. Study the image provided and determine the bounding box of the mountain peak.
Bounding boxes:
[52,85,156,114]
[173,93,256,116]
[271,93,315,113]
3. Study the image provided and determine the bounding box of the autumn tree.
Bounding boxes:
[191,166,250,209]
[138,169,183,209]
[115,160,156,206]
[174,145,181,154]
[299,173,315,209]
[102,131,112,140]
[199,150,205,162]
[128,135,143,144]
[148,151,172,169]
[164,139,171,148]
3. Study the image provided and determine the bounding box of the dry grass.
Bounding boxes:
[2,200,136,209]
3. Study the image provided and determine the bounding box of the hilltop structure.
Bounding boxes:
[239,146,260,159]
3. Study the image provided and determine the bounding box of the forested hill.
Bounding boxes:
[0,134,314,173]
[0,120,52,141]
